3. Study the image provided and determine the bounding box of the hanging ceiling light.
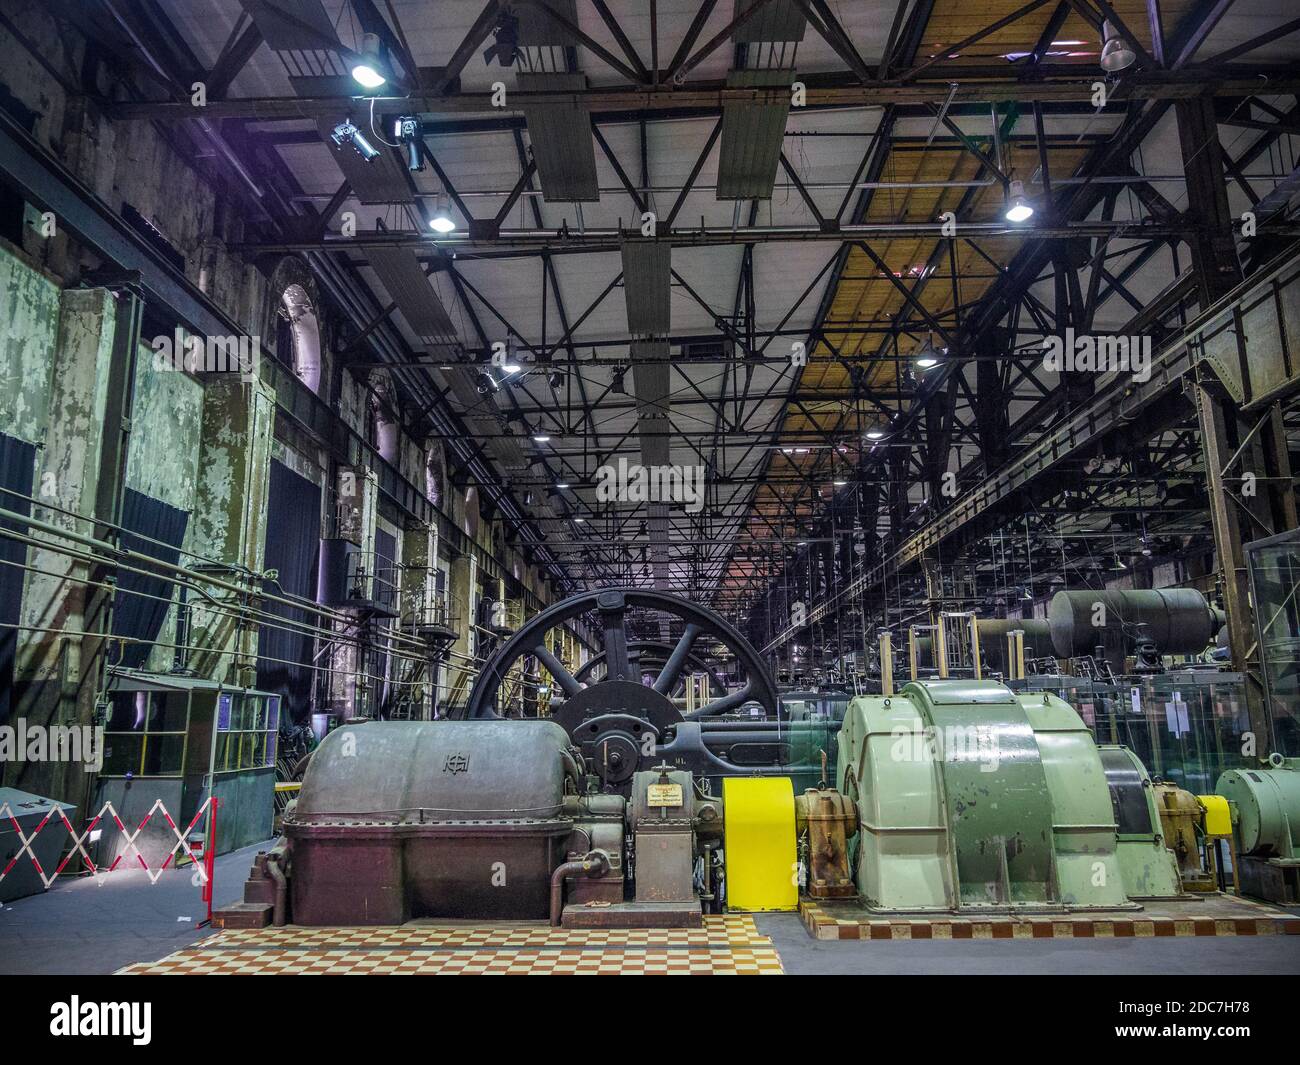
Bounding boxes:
[1004,179,1034,222]
[865,428,885,440]
[429,193,456,234]
[498,338,520,374]
[1099,20,1136,73]
[915,334,941,369]
[350,33,390,90]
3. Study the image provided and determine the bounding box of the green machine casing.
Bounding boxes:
[836,679,1158,912]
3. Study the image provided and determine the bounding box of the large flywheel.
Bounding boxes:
[573,639,729,697]
[461,589,780,787]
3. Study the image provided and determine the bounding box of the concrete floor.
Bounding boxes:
[3,848,1299,975]
[756,914,1300,975]
[0,841,266,976]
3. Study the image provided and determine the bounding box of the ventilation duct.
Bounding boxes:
[516,73,600,202]
[717,70,793,200]
[366,247,458,343]
[621,241,672,335]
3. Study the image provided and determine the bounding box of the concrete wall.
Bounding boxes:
[0,5,565,793]
[0,245,60,446]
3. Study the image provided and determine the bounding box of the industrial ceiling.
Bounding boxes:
[81,0,1300,647]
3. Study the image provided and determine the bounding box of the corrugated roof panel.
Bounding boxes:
[367,247,458,342]
[621,241,672,335]
[631,340,672,589]
[717,70,792,200]
[516,72,600,203]
[732,0,807,44]
[316,118,414,205]
[631,340,671,422]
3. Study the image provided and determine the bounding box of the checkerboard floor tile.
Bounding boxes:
[117,915,784,975]
[799,898,1300,942]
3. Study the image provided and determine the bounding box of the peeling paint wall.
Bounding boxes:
[125,347,204,508]
[0,4,560,743]
[0,245,60,446]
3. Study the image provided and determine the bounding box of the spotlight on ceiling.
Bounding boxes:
[865,429,885,441]
[611,364,628,395]
[548,370,565,389]
[394,115,423,171]
[833,479,848,487]
[330,120,379,161]
[429,193,456,234]
[474,371,499,395]
[1099,20,1136,73]
[532,430,551,443]
[1004,179,1034,222]
[350,32,389,90]
[555,482,570,490]
[915,334,942,369]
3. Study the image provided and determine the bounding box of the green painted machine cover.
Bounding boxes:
[837,680,1132,912]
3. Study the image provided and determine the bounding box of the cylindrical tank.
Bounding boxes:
[1215,762,1300,857]
[976,618,1052,673]
[1048,588,1220,658]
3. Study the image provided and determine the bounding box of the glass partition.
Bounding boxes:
[1246,529,1300,757]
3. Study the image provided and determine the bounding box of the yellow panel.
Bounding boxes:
[723,777,798,912]
[1198,794,1232,837]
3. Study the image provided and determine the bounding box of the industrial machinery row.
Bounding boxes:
[218,588,1299,929]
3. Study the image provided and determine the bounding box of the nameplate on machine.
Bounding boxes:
[646,783,683,807]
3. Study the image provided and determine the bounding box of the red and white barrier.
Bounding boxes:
[1,797,219,921]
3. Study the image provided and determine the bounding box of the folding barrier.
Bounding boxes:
[0,797,219,924]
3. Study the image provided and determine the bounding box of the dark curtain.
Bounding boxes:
[0,433,35,725]
[257,462,321,724]
[111,488,189,669]
[373,527,395,715]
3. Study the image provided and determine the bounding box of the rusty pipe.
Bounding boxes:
[265,851,288,927]
[548,850,610,927]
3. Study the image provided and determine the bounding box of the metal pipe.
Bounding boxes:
[548,850,610,927]
[265,851,288,927]
[234,218,1201,255]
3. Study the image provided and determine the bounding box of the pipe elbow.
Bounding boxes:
[548,850,611,926]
